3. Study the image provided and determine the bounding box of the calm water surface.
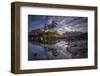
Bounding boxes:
[28,39,88,60]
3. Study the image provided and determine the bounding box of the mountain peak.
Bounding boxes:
[57,26,74,35]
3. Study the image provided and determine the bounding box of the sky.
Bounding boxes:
[28,15,88,33]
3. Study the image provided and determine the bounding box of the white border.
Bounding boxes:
[20,6,95,70]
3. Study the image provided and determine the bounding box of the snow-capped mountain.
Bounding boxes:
[57,26,75,35]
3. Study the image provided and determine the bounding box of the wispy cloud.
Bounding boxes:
[28,15,88,32]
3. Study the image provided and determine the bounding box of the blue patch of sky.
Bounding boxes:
[28,15,49,32]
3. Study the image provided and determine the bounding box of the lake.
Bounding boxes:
[28,39,88,61]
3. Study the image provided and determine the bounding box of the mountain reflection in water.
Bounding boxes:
[28,39,88,60]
